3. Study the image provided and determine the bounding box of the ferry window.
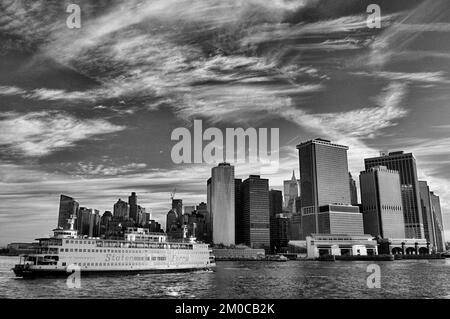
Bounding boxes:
[70,240,74,244]
[70,249,73,252]
[59,248,63,253]
[88,249,90,252]
[62,262,66,266]
[74,249,78,252]
[83,249,86,252]
[66,240,69,244]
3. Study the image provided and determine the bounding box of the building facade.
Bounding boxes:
[57,194,79,230]
[113,199,129,220]
[365,151,424,239]
[297,138,352,238]
[207,163,235,245]
[359,166,405,238]
[349,172,358,205]
[430,192,446,252]
[241,175,270,250]
[283,171,299,213]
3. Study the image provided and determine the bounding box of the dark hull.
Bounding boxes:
[13,266,214,279]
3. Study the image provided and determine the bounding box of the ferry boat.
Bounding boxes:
[13,217,215,278]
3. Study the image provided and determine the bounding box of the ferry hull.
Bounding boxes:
[13,264,215,278]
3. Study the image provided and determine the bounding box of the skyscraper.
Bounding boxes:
[419,181,436,247]
[128,192,138,221]
[269,190,283,217]
[172,199,183,218]
[349,172,358,205]
[57,194,79,230]
[234,178,243,245]
[430,192,446,252]
[359,166,405,238]
[207,163,235,245]
[283,171,299,213]
[269,190,289,252]
[297,138,352,238]
[241,175,270,250]
[365,151,424,239]
[196,202,211,243]
[113,199,129,219]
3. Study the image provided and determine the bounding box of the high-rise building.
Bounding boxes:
[283,171,299,213]
[290,197,302,240]
[57,195,79,230]
[234,178,243,245]
[166,209,179,233]
[419,181,437,247]
[349,172,358,205]
[196,202,211,243]
[100,211,113,237]
[241,175,270,250]
[269,190,289,252]
[172,199,183,218]
[297,138,352,238]
[207,163,235,245]
[77,207,99,237]
[359,166,405,238]
[269,190,283,217]
[365,151,424,238]
[430,192,446,252]
[113,199,129,219]
[128,192,138,221]
[270,215,290,253]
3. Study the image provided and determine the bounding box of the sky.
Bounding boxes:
[1,0,450,245]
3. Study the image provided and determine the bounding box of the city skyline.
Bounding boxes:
[2,0,450,245]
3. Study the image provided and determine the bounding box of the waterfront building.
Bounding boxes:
[283,171,299,213]
[312,204,364,236]
[269,190,289,252]
[430,191,446,252]
[377,238,430,255]
[349,172,358,205]
[305,234,378,259]
[57,194,79,230]
[297,138,353,238]
[365,151,424,239]
[113,199,129,220]
[234,178,243,245]
[419,181,437,249]
[359,166,405,238]
[241,175,270,250]
[207,163,235,246]
[196,202,211,243]
[270,214,290,253]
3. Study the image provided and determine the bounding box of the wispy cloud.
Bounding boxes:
[0,111,125,157]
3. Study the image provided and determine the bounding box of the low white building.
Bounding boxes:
[306,234,378,259]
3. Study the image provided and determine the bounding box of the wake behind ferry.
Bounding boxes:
[13,217,215,278]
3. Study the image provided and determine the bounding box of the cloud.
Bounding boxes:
[0,111,125,157]
[352,71,450,84]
